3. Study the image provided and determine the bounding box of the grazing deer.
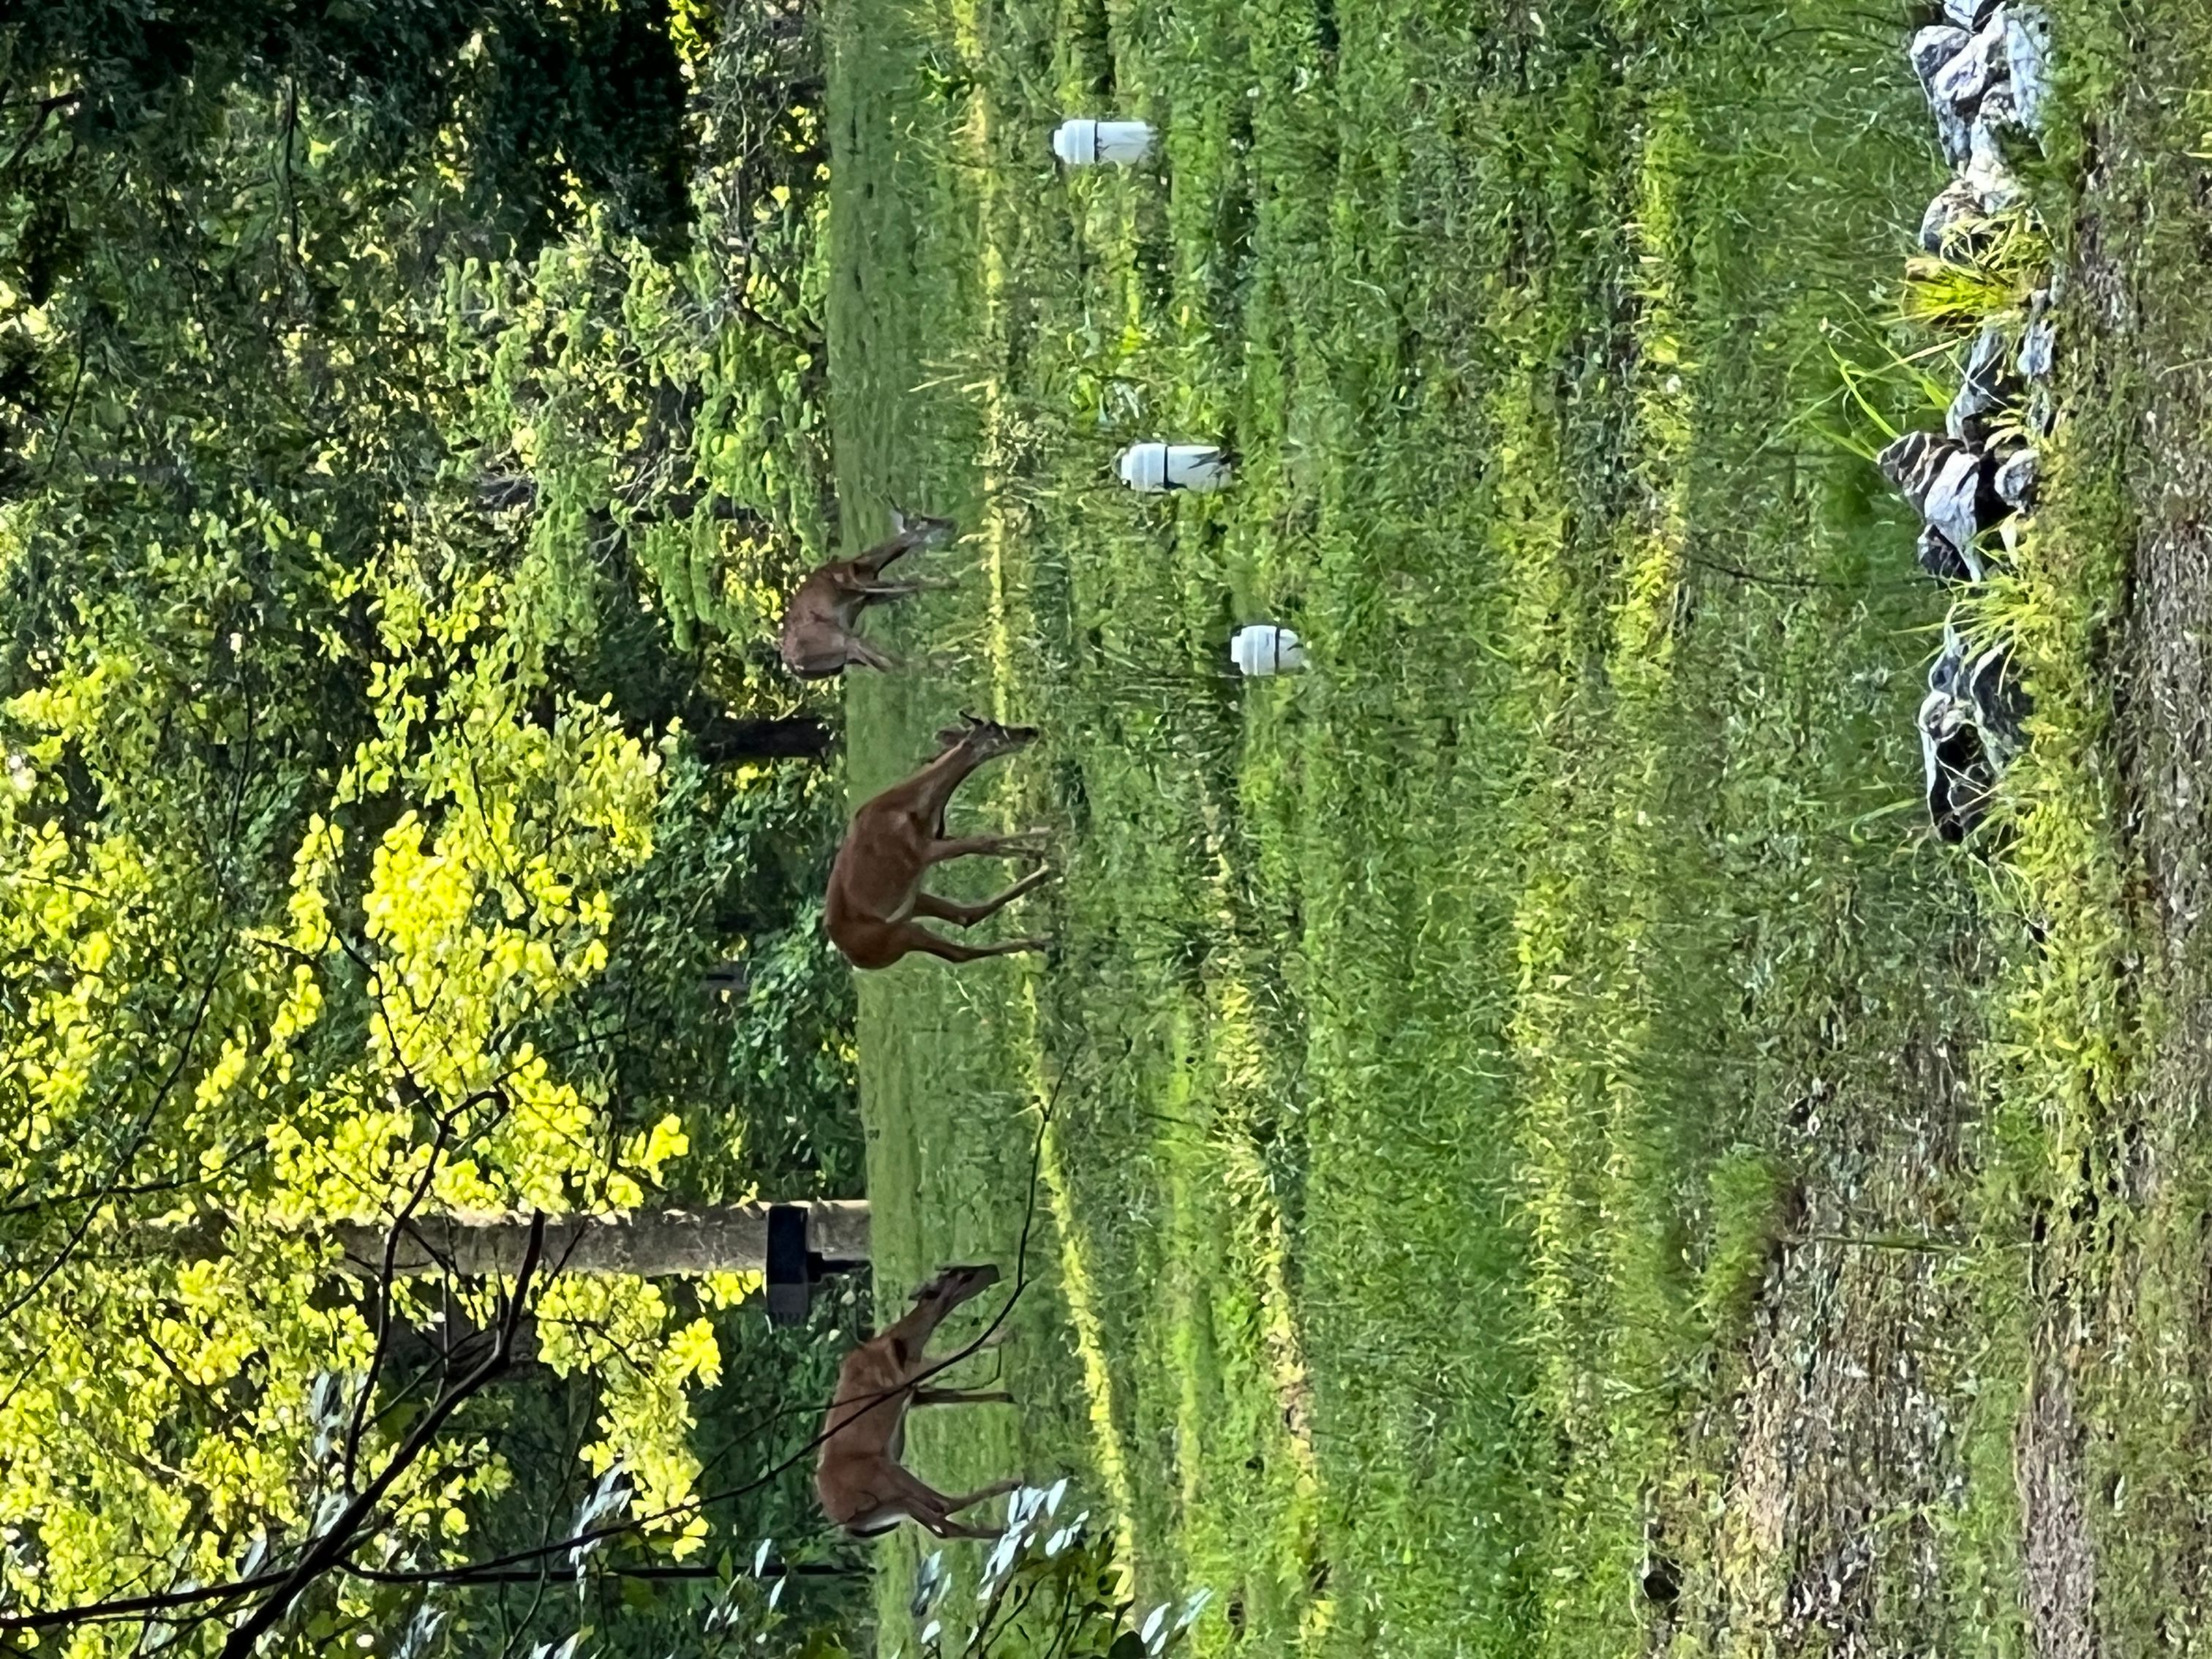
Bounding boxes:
[780,506,958,678]
[816,1264,1021,1540]
[824,712,1052,969]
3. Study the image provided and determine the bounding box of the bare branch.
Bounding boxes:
[215,1215,548,1657]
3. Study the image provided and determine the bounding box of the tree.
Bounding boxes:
[0,3,859,1650]
[1,0,696,265]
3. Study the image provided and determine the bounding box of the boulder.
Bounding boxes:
[1993,446,2039,509]
[1964,122,2026,213]
[1910,23,1976,160]
[1918,524,1985,584]
[1922,446,1998,559]
[1881,430,2007,577]
[1920,178,1995,259]
[1967,639,2032,761]
[1919,684,1997,843]
[1935,105,1974,168]
[2006,6,2054,133]
[1878,429,1952,511]
[1919,624,2028,842]
[1943,0,2001,27]
[1974,79,2020,140]
[1930,27,1998,120]
[1946,323,2018,442]
[2019,304,2056,382]
[1909,23,1972,88]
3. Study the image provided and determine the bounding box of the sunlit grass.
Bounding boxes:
[811,0,2191,1651]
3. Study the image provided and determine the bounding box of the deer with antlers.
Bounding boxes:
[824,712,1052,969]
[779,505,958,679]
[816,1264,1023,1540]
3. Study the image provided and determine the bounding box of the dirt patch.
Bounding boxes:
[2031,56,2212,1652]
[2090,171,2212,1096]
[1697,1040,1988,1654]
[2014,1323,2096,1659]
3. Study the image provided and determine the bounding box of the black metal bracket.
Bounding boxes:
[765,1204,865,1327]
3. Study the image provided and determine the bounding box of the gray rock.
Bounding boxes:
[1944,391,1990,445]
[1936,105,1974,168]
[1994,446,2039,508]
[1968,639,2032,759]
[1946,324,2017,441]
[2006,6,2053,133]
[1881,430,2006,572]
[2019,312,2056,382]
[1924,447,1994,558]
[1910,23,1973,88]
[1965,124,2026,212]
[1920,178,1994,258]
[1943,0,2000,29]
[1919,683,1996,843]
[1975,78,2020,138]
[1878,429,1951,511]
[1919,622,2027,842]
[1930,31,1998,118]
[1918,524,1985,584]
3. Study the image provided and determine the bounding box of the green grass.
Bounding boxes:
[808,0,2153,1652]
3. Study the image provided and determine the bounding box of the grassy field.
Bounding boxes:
[809,0,2212,1652]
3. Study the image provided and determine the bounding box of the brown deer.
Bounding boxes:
[824,712,1052,969]
[816,1264,1022,1540]
[779,506,958,678]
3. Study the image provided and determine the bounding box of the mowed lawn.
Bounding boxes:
[818,0,2039,1652]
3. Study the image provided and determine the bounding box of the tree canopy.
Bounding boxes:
[0,0,865,1650]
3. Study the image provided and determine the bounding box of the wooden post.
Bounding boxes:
[155,1201,870,1279]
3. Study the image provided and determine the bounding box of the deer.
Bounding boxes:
[824,712,1053,969]
[779,505,959,678]
[816,1263,1023,1540]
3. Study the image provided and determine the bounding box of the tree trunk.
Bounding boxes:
[159,1200,869,1278]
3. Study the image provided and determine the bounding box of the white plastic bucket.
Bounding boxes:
[1116,442,1233,494]
[1230,625,1307,677]
[1052,118,1157,165]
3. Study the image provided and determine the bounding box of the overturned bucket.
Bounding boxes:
[1230,625,1308,677]
[1117,442,1233,494]
[1052,118,1157,165]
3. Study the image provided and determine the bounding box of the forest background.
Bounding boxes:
[0,0,883,1652]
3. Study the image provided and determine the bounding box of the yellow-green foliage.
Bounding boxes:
[0,511,729,1616]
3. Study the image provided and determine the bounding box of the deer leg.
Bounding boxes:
[925,834,1050,867]
[911,868,1051,929]
[854,577,956,599]
[912,1388,1014,1407]
[943,1478,1026,1515]
[873,1467,1007,1540]
[921,1513,1004,1541]
[884,924,1050,966]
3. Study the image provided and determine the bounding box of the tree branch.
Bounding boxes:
[214,1214,548,1657]
[342,1112,459,1487]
